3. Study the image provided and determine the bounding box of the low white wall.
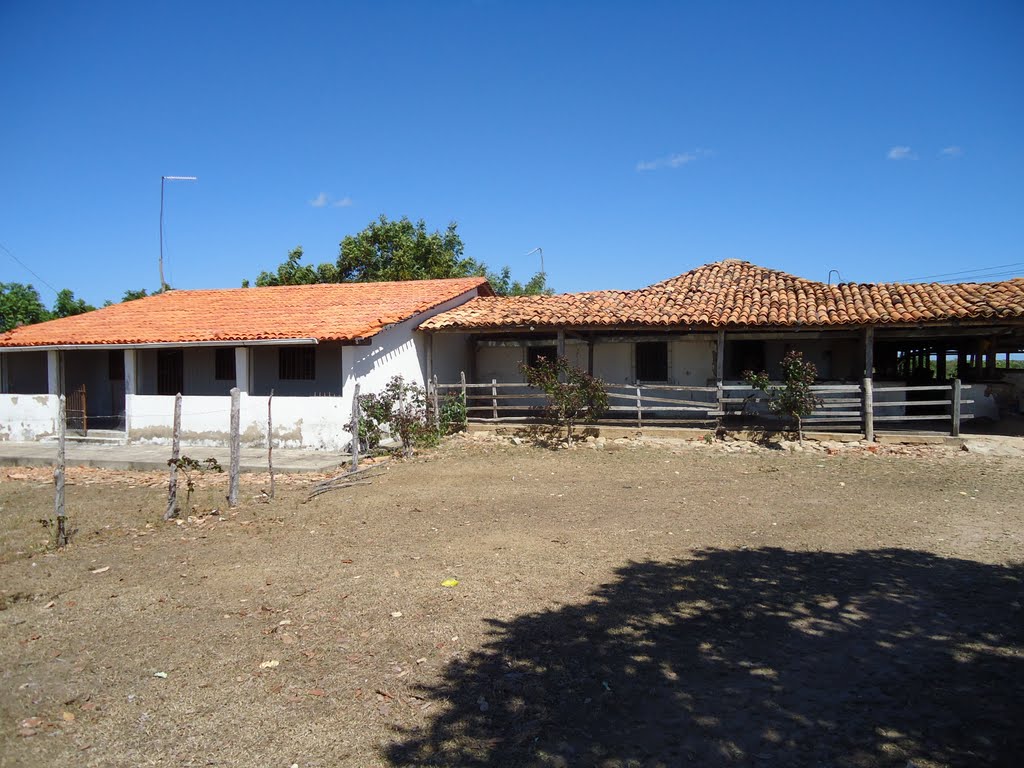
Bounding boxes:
[0,394,58,441]
[126,394,350,451]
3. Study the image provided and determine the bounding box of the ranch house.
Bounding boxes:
[0,277,491,449]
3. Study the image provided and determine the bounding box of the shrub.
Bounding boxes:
[519,355,608,445]
[744,350,822,445]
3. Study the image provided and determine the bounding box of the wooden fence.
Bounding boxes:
[432,375,974,437]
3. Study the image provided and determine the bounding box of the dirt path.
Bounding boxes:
[1,438,1021,767]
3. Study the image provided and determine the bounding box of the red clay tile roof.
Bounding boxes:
[420,260,1024,331]
[0,277,490,347]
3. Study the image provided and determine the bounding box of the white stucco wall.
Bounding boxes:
[126,393,350,450]
[0,394,57,441]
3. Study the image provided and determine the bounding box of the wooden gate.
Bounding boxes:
[67,384,87,434]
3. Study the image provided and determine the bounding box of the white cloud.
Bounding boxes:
[332,196,353,208]
[940,145,963,157]
[636,149,710,172]
[887,146,915,161]
[309,192,329,207]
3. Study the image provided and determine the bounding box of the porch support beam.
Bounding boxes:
[124,350,137,395]
[425,332,434,385]
[0,352,7,394]
[235,347,250,394]
[47,349,62,396]
[863,326,874,378]
[715,329,725,413]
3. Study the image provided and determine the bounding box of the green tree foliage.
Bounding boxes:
[520,355,609,444]
[51,289,96,319]
[744,350,823,445]
[121,288,150,302]
[348,375,437,456]
[485,266,553,296]
[0,282,50,331]
[248,216,551,296]
[253,246,340,287]
[338,216,477,282]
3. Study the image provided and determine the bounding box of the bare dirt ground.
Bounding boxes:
[0,436,1022,768]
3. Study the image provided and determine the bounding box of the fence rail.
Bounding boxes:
[432,375,975,437]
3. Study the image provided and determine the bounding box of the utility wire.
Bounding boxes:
[897,261,1024,282]
[0,241,60,296]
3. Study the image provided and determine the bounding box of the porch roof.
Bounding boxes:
[0,277,490,349]
[419,260,1024,332]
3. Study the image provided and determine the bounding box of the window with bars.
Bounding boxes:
[215,348,236,381]
[279,347,316,380]
[636,341,668,382]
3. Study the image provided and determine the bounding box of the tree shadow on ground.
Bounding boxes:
[386,548,1023,767]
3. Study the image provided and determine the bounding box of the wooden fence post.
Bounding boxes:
[636,385,643,429]
[228,387,240,508]
[862,377,874,442]
[460,372,467,426]
[164,392,182,520]
[951,378,962,437]
[54,394,68,547]
[491,378,498,420]
[267,389,275,500]
[350,382,360,471]
[432,375,440,428]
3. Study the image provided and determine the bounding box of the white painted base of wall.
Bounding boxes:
[0,394,58,441]
[127,394,351,451]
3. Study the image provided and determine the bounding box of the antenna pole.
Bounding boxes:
[159,175,197,292]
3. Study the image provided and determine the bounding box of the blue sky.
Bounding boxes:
[1,1,1022,307]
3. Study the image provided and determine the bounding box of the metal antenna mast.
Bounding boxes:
[524,246,544,276]
[159,175,197,291]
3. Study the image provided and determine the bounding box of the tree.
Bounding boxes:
[51,289,95,319]
[253,246,339,287]
[0,282,50,332]
[520,355,609,445]
[744,350,823,445]
[121,288,150,302]
[485,266,554,297]
[247,216,551,295]
[338,215,478,282]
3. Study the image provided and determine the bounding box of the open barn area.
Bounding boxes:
[1,437,1022,768]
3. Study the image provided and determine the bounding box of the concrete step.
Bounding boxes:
[42,430,128,446]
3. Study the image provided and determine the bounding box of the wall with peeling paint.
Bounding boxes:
[126,394,349,451]
[0,394,57,441]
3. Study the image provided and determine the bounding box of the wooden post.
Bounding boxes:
[937,349,947,380]
[636,385,643,429]
[350,382,360,471]
[951,378,962,437]
[228,387,240,508]
[432,374,440,428]
[267,389,275,499]
[863,327,874,377]
[862,377,874,443]
[460,371,467,428]
[715,329,725,415]
[587,338,594,376]
[164,392,182,520]
[491,378,498,420]
[54,394,68,547]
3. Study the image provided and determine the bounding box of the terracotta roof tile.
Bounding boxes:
[420,260,1024,331]
[0,277,489,347]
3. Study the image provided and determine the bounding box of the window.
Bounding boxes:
[526,345,558,368]
[215,348,236,381]
[636,341,668,382]
[108,350,124,381]
[279,347,315,380]
[157,350,184,395]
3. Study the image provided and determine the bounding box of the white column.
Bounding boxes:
[124,349,137,395]
[235,347,249,394]
[47,349,62,395]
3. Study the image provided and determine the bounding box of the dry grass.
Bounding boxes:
[0,437,1022,767]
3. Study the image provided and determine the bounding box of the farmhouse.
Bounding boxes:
[0,277,490,449]
[420,260,1024,433]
